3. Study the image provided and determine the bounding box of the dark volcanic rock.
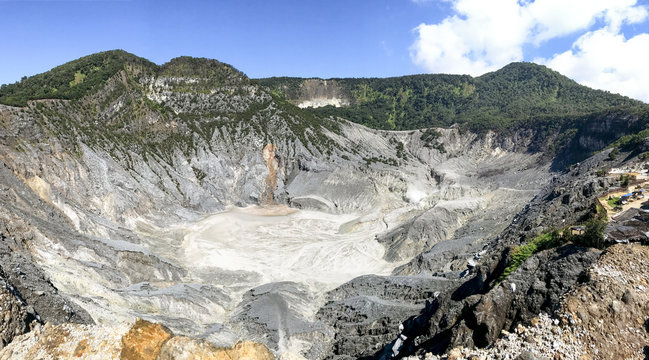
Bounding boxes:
[0,282,33,350]
[232,282,333,358]
[317,275,460,359]
[0,224,93,335]
[457,244,600,349]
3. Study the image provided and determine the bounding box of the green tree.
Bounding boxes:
[579,218,607,249]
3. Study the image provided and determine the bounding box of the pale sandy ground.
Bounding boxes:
[182,205,400,293]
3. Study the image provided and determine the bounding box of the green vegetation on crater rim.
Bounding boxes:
[0,50,155,107]
[257,63,643,132]
[0,50,347,162]
[2,49,648,147]
[0,50,245,107]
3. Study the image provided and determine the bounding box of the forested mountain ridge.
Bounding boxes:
[3,52,644,134]
[0,50,157,107]
[0,50,247,107]
[257,62,644,132]
[2,51,649,169]
[0,50,343,167]
[3,51,649,170]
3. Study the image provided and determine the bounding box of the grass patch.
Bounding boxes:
[497,231,563,282]
[497,213,609,284]
[69,71,86,86]
[607,197,620,208]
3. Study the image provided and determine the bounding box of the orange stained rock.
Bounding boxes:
[0,319,274,360]
[73,338,89,357]
[261,144,279,205]
[120,319,172,360]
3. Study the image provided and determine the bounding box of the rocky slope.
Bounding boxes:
[0,51,648,359]
[403,242,649,360]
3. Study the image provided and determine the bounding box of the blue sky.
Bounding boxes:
[0,0,446,81]
[1,0,649,101]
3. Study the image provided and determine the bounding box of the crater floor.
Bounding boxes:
[182,206,399,293]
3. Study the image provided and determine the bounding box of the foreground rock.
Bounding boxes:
[0,319,275,360]
[404,243,649,360]
[562,243,649,359]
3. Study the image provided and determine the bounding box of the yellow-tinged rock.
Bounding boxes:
[0,322,130,360]
[73,338,89,357]
[228,341,275,360]
[157,336,223,360]
[157,337,275,360]
[530,317,540,327]
[119,319,172,360]
[0,319,274,360]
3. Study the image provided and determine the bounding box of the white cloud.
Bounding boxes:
[540,29,649,102]
[410,0,649,102]
[526,0,647,42]
[411,0,530,75]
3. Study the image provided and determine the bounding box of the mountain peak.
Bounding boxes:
[160,56,248,85]
[0,49,156,107]
[479,61,565,82]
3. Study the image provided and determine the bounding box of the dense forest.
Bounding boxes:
[0,50,157,107]
[0,51,249,107]
[159,56,248,88]
[257,63,642,132]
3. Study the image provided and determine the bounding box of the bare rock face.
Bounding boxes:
[265,79,350,109]
[0,322,131,360]
[460,244,601,349]
[0,319,275,360]
[0,287,33,350]
[0,219,93,349]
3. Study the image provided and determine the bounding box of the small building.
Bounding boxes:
[571,226,586,236]
[634,189,645,199]
[621,193,635,204]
